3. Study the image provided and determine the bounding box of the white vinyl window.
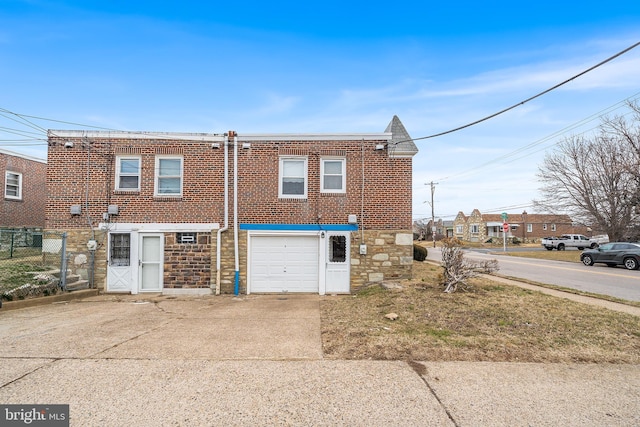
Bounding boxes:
[115,156,141,191]
[527,223,533,233]
[4,171,22,200]
[455,225,463,234]
[321,158,346,193]
[543,224,548,231]
[155,156,183,196]
[551,224,556,232]
[470,224,479,234]
[279,157,307,198]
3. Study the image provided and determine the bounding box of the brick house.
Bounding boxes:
[1,148,47,228]
[45,116,418,295]
[453,209,578,242]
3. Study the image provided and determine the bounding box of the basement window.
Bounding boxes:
[177,232,197,244]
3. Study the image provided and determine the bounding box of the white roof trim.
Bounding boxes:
[0,148,47,163]
[389,151,417,158]
[48,130,393,143]
[238,133,392,142]
[49,130,226,142]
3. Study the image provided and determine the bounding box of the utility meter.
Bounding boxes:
[87,240,98,251]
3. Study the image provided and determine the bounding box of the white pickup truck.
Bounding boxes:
[540,234,599,251]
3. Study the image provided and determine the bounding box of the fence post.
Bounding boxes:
[60,232,68,291]
[10,231,15,258]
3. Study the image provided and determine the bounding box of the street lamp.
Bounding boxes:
[521,210,527,243]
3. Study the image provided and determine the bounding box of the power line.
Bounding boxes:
[394,40,640,146]
[433,91,640,182]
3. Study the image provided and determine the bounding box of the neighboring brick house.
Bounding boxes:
[453,209,577,242]
[45,116,418,295]
[1,148,47,228]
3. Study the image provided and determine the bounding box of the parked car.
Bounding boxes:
[541,234,598,251]
[580,242,640,270]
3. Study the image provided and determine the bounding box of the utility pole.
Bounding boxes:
[429,181,438,248]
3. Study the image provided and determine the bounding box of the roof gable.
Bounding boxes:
[385,116,418,158]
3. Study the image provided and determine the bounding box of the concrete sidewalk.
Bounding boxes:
[1,295,639,426]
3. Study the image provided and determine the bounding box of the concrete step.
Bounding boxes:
[66,280,90,291]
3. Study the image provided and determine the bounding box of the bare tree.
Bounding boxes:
[536,102,640,241]
[601,101,640,208]
[440,238,498,293]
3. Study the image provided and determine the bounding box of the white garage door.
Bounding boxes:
[250,235,319,293]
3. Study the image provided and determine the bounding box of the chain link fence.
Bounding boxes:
[0,229,75,302]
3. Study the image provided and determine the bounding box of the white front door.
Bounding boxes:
[139,233,163,292]
[325,232,350,294]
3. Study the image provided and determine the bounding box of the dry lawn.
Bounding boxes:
[321,261,640,363]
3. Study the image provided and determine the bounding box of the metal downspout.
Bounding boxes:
[215,134,229,295]
[233,134,240,295]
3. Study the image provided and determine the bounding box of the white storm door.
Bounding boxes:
[107,233,132,292]
[325,232,350,294]
[139,233,163,292]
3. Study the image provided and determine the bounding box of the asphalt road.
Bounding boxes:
[426,247,640,302]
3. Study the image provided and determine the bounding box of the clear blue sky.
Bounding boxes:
[2,1,639,221]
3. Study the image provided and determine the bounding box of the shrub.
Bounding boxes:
[413,244,428,261]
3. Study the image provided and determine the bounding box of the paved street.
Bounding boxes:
[1,294,639,426]
[426,246,640,302]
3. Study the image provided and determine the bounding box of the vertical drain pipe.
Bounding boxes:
[215,134,229,295]
[233,133,240,295]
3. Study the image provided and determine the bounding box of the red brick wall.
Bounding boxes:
[1,152,47,228]
[46,136,413,230]
[236,140,412,229]
[46,138,226,228]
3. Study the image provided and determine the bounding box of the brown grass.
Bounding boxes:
[320,261,640,363]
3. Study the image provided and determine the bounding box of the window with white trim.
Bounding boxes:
[321,158,346,193]
[456,225,463,234]
[543,224,547,231]
[279,157,307,198]
[527,223,533,233]
[155,156,183,196]
[470,224,479,234]
[551,224,556,232]
[4,171,22,200]
[115,156,141,191]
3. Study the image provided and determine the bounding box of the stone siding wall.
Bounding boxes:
[52,228,107,288]
[350,229,413,290]
[164,232,212,289]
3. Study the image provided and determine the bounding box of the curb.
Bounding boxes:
[0,289,100,312]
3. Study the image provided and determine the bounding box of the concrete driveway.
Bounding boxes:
[1,294,639,426]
